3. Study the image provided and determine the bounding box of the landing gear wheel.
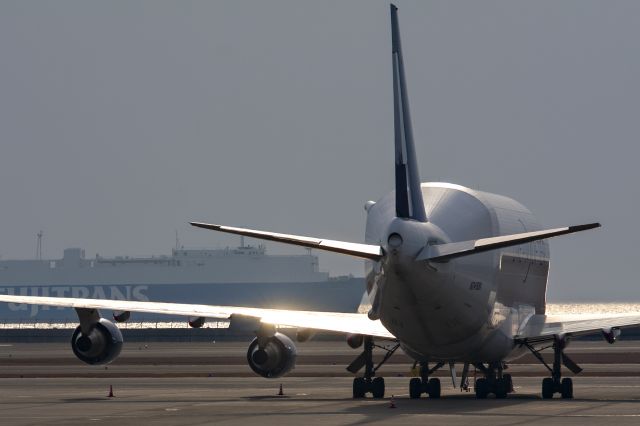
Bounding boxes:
[503,373,513,393]
[475,378,489,399]
[542,377,554,399]
[561,378,573,399]
[353,377,366,398]
[409,377,422,399]
[494,377,508,399]
[371,377,385,398]
[427,378,441,399]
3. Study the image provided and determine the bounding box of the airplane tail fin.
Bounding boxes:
[391,4,427,222]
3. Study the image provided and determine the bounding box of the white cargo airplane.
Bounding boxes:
[1,4,638,400]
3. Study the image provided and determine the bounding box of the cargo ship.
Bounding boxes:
[0,243,365,323]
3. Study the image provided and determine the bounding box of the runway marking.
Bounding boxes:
[396,414,640,420]
[596,385,640,388]
[561,415,640,418]
[165,408,180,411]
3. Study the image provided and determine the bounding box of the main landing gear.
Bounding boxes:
[523,337,582,399]
[409,361,442,399]
[473,362,513,399]
[348,336,400,398]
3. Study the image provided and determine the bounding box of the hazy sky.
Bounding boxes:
[1,1,638,301]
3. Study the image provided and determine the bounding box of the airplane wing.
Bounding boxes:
[0,294,395,339]
[516,313,640,345]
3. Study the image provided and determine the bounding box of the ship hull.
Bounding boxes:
[0,278,365,322]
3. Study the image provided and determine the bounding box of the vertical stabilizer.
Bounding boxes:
[391,4,427,222]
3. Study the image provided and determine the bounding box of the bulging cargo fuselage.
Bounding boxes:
[366,182,550,362]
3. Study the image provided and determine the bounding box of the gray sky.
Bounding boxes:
[1,1,638,301]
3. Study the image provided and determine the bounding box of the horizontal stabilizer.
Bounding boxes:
[190,222,383,261]
[417,222,600,262]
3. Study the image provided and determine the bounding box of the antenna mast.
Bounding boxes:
[36,230,43,260]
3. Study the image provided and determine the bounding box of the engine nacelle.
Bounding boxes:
[247,332,297,378]
[188,317,206,328]
[113,311,131,323]
[71,318,123,365]
[347,333,364,349]
[602,327,621,344]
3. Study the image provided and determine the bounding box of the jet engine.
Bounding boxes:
[112,310,131,323]
[71,318,123,365]
[347,333,364,349]
[246,332,297,378]
[602,327,621,344]
[188,317,206,328]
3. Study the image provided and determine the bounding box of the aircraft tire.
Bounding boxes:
[561,378,573,399]
[371,377,385,399]
[428,378,441,399]
[353,378,366,398]
[409,378,422,399]
[503,373,513,393]
[475,378,489,399]
[494,378,508,399]
[542,378,554,399]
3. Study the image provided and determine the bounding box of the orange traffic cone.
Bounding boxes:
[278,384,284,396]
[389,395,396,408]
[108,385,114,398]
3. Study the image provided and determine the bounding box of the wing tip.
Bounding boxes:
[189,221,221,230]
[571,222,602,232]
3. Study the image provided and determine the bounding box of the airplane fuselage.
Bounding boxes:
[365,182,550,362]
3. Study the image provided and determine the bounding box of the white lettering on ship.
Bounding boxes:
[0,286,150,317]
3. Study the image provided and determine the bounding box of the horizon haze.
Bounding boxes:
[1,1,638,302]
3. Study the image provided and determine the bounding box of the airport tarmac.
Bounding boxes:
[1,341,640,425]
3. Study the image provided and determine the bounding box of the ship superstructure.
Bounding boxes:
[0,244,364,322]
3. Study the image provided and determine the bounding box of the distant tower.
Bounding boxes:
[36,231,43,260]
